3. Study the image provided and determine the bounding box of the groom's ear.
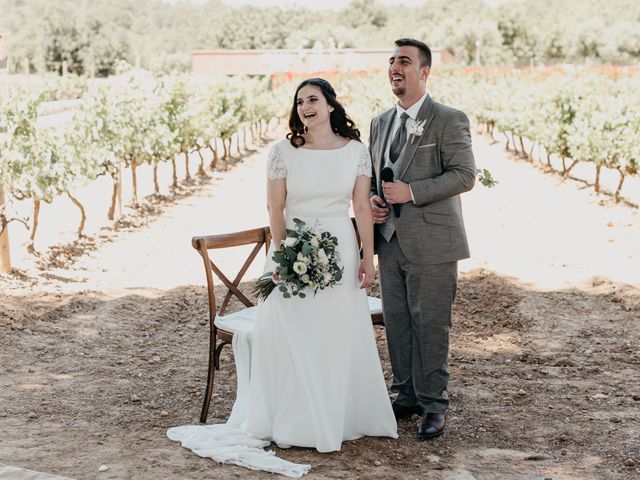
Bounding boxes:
[421,66,431,81]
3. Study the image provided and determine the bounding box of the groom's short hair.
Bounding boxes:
[394,38,432,68]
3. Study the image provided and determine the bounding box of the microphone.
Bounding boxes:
[380,167,401,218]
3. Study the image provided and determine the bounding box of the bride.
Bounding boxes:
[168,78,397,477]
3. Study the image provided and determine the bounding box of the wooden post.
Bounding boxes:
[0,184,11,273]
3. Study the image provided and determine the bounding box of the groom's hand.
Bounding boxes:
[382,180,412,205]
[370,195,389,224]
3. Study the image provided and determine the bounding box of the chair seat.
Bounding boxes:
[214,296,383,334]
[367,295,382,315]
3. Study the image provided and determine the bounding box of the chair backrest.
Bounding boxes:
[192,226,272,323]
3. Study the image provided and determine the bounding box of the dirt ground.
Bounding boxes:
[1,132,639,480]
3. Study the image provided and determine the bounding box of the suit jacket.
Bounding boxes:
[370,95,476,265]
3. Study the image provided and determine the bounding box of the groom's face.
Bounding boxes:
[388,46,430,100]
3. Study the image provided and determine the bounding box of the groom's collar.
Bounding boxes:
[395,91,429,122]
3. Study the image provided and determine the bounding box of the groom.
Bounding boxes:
[369,38,476,439]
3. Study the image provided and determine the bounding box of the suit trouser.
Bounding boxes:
[377,232,457,413]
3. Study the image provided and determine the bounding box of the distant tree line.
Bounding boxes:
[0,0,639,76]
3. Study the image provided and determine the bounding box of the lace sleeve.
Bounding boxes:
[356,144,372,177]
[267,143,287,180]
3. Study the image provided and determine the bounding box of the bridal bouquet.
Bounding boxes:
[254,218,343,300]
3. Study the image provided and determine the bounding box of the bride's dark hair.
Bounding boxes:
[287,78,361,148]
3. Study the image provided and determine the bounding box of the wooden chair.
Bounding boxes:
[192,221,384,423]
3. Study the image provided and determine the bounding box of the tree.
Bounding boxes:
[341,0,388,29]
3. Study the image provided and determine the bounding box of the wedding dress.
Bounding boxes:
[168,139,397,477]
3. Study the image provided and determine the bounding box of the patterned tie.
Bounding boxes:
[389,112,409,164]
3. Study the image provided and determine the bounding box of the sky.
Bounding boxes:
[219,0,505,10]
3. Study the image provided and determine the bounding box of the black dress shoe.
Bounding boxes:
[392,402,423,421]
[417,412,447,439]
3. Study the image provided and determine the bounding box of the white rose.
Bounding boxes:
[300,274,310,284]
[317,248,329,266]
[323,272,333,283]
[293,261,307,275]
[283,236,297,247]
[310,236,320,248]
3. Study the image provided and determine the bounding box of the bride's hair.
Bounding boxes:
[287,78,361,148]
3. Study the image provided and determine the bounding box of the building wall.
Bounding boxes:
[192,48,446,75]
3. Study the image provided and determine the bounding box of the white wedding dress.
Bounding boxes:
[168,139,397,477]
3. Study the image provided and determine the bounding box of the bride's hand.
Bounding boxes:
[358,259,376,289]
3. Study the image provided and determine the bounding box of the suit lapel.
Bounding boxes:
[375,108,396,193]
[398,95,435,180]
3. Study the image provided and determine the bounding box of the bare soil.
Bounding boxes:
[1,132,639,479]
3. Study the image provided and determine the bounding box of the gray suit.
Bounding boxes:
[370,94,476,412]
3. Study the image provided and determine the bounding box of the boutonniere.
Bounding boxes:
[407,118,426,144]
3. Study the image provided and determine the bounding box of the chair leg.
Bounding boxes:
[200,332,218,423]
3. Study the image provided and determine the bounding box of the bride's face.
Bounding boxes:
[296,85,334,131]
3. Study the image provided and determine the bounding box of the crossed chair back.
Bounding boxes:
[192,221,383,423]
